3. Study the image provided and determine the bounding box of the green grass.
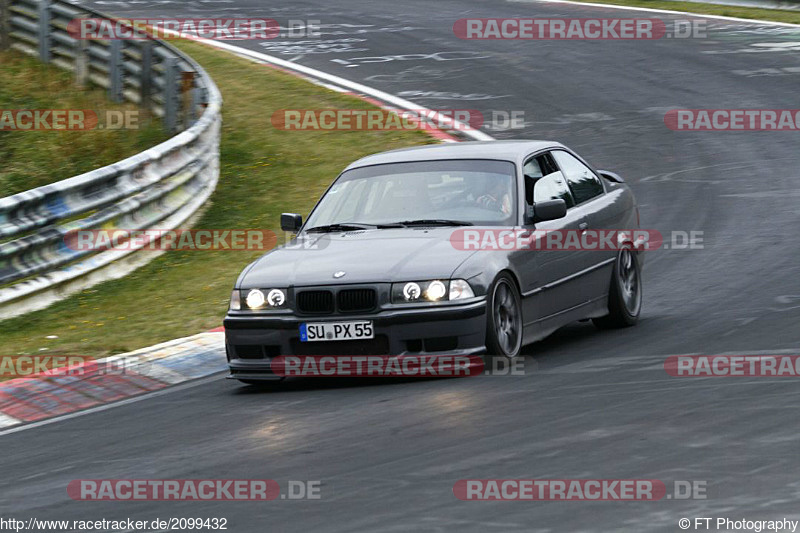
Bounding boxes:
[0,40,433,358]
[0,50,167,196]
[565,0,800,24]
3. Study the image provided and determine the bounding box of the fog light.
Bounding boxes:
[246,289,266,309]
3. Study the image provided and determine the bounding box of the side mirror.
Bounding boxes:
[597,170,624,183]
[281,213,302,232]
[533,199,567,222]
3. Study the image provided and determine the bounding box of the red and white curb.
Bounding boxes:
[0,330,226,429]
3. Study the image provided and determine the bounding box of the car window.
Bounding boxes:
[523,158,543,179]
[552,150,604,205]
[525,153,574,208]
[305,160,517,227]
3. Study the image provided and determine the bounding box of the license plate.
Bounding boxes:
[299,321,374,342]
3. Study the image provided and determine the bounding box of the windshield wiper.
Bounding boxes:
[305,223,376,233]
[395,219,474,227]
[306,220,468,232]
[306,222,408,232]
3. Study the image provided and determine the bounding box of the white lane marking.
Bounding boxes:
[193,38,496,142]
[0,374,224,438]
[396,90,511,101]
[512,0,800,27]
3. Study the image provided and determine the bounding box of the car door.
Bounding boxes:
[512,151,587,328]
[551,149,614,304]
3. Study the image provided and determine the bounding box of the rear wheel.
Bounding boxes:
[593,248,642,329]
[486,274,523,357]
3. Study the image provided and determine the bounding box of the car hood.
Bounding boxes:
[240,228,480,287]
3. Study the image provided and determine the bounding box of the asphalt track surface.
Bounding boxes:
[3,1,800,531]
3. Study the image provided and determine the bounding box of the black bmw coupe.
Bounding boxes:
[224,141,644,383]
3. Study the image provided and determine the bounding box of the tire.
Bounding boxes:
[593,248,642,329]
[485,273,523,357]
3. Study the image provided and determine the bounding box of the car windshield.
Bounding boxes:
[304,160,517,230]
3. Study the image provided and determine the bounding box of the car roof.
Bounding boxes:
[344,140,565,170]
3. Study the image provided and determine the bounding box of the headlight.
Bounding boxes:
[425,280,447,301]
[267,288,286,307]
[392,279,474,303]
[402,282,421,301]
[229,290,241,310]
[246,289,266,309]
[240,288,287,310]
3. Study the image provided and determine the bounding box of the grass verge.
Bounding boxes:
[562,0,800,24]
[0,50,167,196]
[0,40,433,358]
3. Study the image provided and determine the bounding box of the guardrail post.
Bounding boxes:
[108,38,123,102]
[37,0,51,62]
[0,0,10,51]
[192,85,202,123]
[73,15,88,87]
[181,70,195,128]
[195,86,209,120]
[163,55,178,132]
[139,40,152,110]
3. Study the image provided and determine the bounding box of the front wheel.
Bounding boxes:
[593,248,642,329]
[485,274,523,357]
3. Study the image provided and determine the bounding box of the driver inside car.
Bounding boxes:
[476,179,512,216]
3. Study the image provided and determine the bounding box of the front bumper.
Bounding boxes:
[224,299,487,380]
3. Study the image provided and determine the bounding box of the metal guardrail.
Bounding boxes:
[0,0,222,319]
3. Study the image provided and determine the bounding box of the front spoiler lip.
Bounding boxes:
[225,300,488,381]
[226,348,488,381]
[224,299,486,329]
[226,373,284,381]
